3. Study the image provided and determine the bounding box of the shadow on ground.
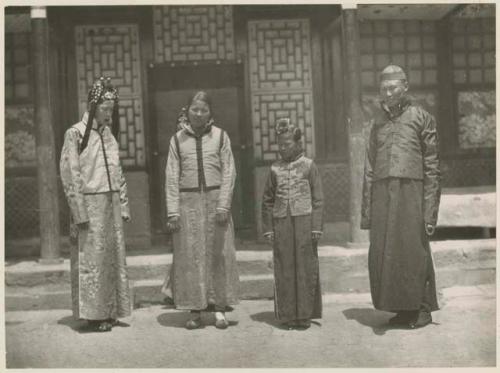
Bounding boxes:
[249,311,321,331]
[57,315,130,334]
[156,311,238,329]
[342,308,398,335]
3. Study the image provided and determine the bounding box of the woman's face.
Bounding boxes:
[95,100,114,127]
[188,99,211,129]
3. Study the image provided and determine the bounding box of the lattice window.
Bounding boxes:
[359,20,438,88]
[75,24,145,167]
[451,18,495,84]
[248,19,315,161]
[153,5,235,63]
[5,32,32,103]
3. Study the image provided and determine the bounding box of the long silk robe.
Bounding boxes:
[361,102,440,312]
[60,113,132,320]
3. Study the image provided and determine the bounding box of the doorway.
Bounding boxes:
[148,62,254,243]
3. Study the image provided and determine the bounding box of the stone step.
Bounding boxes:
[5,239,496,287]
[5,259,495,312]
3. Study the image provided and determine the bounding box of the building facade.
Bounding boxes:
[5,4,496,256]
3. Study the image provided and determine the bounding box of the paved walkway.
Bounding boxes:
[5,284,496,369]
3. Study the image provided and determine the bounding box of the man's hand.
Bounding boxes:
[264,232,274,246]
[215,210,229,226]
[425,223,435,236]
[167,216,181,233]
[312,232,322,243]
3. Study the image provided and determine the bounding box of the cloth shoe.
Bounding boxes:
[214,312,229,329]
[186,311,202,330]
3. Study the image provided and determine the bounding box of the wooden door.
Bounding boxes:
[148,63,252,238]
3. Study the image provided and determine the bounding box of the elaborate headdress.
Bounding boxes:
[80,77,120,153]
[87,76,119,105]
[275,117,302,141]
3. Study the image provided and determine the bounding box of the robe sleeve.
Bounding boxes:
[421,112,441,227]
[361,121,376,230]
[309,161,324,233]
[261,168,277,235]
[165,135,181,218]
[217,131,237,212]
[59,128,89,224]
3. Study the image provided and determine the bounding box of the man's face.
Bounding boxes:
[278,133,297,160]
[188,100,211,130]
[95,100,114,127]
[380,79,408,107]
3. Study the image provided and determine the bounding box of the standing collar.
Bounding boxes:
[179,117,214,137]
[82,112,106,132]
[381,97,411,119]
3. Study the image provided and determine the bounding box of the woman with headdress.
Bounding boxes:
[261,118,324,330]
[60,77,131,332]
[163,91,239,329]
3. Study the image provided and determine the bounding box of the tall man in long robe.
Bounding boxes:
[361,65,441,329]
[60,77,131,332]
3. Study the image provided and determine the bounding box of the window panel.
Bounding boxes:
[454,70,467,84]
[451,18,495,86]
[391,36,405,51]
[360,20,438,88]
[408,53,421,68]
[469,69,483,83]
[5,33,32,102]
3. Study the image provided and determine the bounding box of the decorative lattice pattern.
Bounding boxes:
[318,162,350,222]
[5,177,70,239]
[359,20,438,88]
[75,24,145,167]
[5,32,31,102]
[451,18,495,84]
[248,19,315,161]
[153,6,235,63]
[252,92,314,161]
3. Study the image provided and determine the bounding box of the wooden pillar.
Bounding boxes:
[342,5,369,245]
[31,6,62,263]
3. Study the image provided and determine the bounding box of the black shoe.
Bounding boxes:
[295,319,311,330]
[388,311,413,326]
[409,311,432,329]
[283,320,297,330]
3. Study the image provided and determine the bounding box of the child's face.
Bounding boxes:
[278,133,297,160]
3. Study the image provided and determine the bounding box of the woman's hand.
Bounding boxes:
[167,216,181,233]
[264,232,274,245]
[215,210,229,226]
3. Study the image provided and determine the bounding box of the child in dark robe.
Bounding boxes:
[261,118,324,330]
